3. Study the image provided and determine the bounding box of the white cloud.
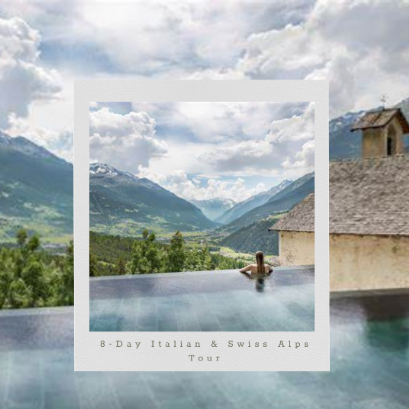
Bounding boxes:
[2,0,408,165]
[186,68,247,80]
[77,1,312,77]
[267,102,314,143]
[0,17,61,128]
[283,139,315,171]
[0,16,74,161]
[131,101,303,144]
[305,55,356,118]
[202,102,314,178]
[237,0,409,117]
[89,107,168,172]
[7,115,73,161]
[137,166,266,202]
[124,102,312,182]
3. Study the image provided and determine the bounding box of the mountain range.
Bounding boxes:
[190,198,235,221]
[219,172,314,234]
[220,215,283,255]
[218,173,314,254]
[90,163,216,236]
[2,95,408,246]
[0,132,73,242]
[215,179,292,225]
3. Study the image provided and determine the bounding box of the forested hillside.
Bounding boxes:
[220,215,284,255]
[0,132,73,242]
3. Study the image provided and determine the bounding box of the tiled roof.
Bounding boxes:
[329,155,409,236]
[350,108,409,133]
[270,193,314,232]
[271,155,409,236]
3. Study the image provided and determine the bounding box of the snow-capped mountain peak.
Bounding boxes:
[0,131,65,163]
[274,179,292,191]
[89,162,168,192]
[89,162,139,180]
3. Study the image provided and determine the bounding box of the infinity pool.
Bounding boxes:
[89,267,315,331]
[1,290,408,408]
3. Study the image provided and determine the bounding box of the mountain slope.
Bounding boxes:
[190,198,235,221]
[0,132,73,242]
[220,172,314,234]
[329,111,364,160]
[215,179,292,225]
[90,163,216,235]
[220,215,283,255]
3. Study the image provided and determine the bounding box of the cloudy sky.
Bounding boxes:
[89,102,314,201]
[0,0,408,164]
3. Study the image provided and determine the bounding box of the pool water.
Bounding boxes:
[89,268,315,332]
[1,290,409,408]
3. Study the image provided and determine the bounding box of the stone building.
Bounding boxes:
[351,108,409,158]
[270,193,315,266]
[271,107,409,291]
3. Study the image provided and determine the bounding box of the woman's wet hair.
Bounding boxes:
[255,251,264,274]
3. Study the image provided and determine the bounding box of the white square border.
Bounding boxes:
[74,80,329,371]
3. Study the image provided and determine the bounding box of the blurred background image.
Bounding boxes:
[0,1,408,408]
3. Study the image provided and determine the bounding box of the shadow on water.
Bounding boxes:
[360,297,409,352]
[331,291,409,353]
[364,319,409,352]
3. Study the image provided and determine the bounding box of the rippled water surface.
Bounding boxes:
[89,268,315,331]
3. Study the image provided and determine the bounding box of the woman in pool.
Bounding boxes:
[239,251,273,276]
[239,251,273,291]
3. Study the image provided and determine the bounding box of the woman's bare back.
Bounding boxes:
[239,264,273,275]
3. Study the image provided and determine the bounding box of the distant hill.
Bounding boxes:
[190,198,235,221]
[220,172,314,234]
[215,179,292,225]
[0,132,73,242]
[90,163,216,235]
[220,215,284,255]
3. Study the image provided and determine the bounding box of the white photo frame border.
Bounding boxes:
[74,80,329,371]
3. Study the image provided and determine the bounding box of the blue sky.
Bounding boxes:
[0,0,408,197]
[89,101,314,201]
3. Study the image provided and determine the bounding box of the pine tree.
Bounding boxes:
[89,246,99,277]
[61,241,74,305]
[116,257,126,275]
[200,246,212,270]
[131,229,162,274]
[168,231,186,272]
[16,229,27,247]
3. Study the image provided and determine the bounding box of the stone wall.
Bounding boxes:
[278,231,315,266]
[330,233,409,291]
[362,128,385,158]
[362,116,405,158]
[279,231,409,291]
